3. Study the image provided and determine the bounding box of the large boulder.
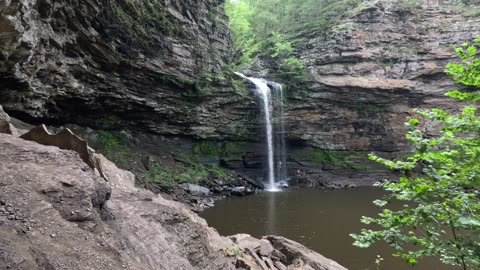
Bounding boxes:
[229,234,275,257]
[265,235,348,270]
[181,183,211,196]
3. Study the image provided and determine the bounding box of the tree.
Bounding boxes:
[351,37,480,269]
[224,0,259,69]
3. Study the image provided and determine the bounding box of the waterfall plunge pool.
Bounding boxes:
[200,187,454,270]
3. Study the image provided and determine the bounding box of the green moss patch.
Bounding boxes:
[291,148,385,172]
[110,0,176,45]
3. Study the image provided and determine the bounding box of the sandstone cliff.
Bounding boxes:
[293,3,479,152]
[0,0,256,140]
[261,2,480,152]
[242,2,480,183]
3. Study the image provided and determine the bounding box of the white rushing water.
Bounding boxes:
[271,82,287,184]
[235,72,287,191]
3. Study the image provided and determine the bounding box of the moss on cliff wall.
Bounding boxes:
[110,0,176,44]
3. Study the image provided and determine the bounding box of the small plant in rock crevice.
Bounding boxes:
[222,247,246,258]
[97,130,131,167]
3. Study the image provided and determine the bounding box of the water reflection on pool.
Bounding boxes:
[201,187,455,270]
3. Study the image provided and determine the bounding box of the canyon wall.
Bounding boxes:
[245,2,480,183]
[1,0,480,184]
[288,2,480,152]
[0,0,257,140]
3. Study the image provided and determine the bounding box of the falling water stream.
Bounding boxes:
[235,73,287,191]
[271,82,287,184]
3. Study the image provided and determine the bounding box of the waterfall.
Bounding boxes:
[235,72,287,191]
[270,82,288,183]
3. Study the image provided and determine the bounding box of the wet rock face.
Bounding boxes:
[258,3,480,152]
[0,0,257,140]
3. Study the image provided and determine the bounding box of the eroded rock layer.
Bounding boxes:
[0,0,257,139]
[287,3,480,151]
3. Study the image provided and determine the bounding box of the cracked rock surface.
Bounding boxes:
[0,133,235,269]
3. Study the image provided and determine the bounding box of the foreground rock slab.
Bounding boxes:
[229,234,348,270]
[0,133,235,270]
[265,236,348,270]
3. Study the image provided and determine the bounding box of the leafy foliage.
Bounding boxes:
[224,0,259,69]
[206,164,230,181]
[279,57,305,80]
[226,0,364,42]
[142,159,231,188]
[144,161,208,187]
[97,130,131,167]
[194,141,248,160]
[140,145,234,188]
[194,141,223,157]
[224,0,310,74]
[351,38,480,269]
[268,32,295,58]
[446,37,480,89]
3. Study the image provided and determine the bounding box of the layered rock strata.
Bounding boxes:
[288,3,480,151]
[0,0,257,139]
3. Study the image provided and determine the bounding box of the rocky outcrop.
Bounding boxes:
[0,0,257,140]
[0,105,16,135]
[0,132,235,269]
[266,236,348,270]
[287,2,480,151]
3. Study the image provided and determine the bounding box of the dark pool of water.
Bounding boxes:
[201,187,456,270]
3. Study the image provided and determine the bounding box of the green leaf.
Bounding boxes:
[407,118,420,126]
[373,199,388,207]
[458,216,480,227]
[467,46,477,57]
